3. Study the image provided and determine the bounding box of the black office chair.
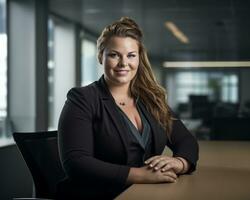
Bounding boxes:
[13,131,65,200]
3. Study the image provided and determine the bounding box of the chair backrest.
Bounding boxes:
[13,131,65,199]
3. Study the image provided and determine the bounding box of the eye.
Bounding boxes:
[128,54,136,58]
[108,53,119,58]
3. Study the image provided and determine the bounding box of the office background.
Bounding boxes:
[0,0,250,199]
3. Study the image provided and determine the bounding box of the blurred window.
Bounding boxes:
[47,18,55,130]
[81,34,103,86]
[0,0,9,144]
[175,72,238,103]
[47,17,76,130]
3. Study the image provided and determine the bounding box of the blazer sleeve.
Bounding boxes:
[166,114,199,173]
[58,87,130,185]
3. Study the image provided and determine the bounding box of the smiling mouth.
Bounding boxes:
[114,70,129,75]
[114,70,129,72]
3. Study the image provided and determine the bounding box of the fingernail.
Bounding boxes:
[154,167,158,170]
[150,164,153,167]
[161,169,165,172]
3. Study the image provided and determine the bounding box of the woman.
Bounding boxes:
[57,17,199,199]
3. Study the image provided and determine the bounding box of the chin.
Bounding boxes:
[111,76,132,85]
[114,78,131,85]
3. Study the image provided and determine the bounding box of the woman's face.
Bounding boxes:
[102,36,139,87]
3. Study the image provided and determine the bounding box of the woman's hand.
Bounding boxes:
[141,166,177,183]
[127,166,177,184]
[144,155,188,174]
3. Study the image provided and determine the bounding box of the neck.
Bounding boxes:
[104,77,131,99]
[109,83,131,99]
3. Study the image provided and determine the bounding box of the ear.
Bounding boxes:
[98,54,103,65]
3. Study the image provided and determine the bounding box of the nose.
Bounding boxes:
[119,56,129,67]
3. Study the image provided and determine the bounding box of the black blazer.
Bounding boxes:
[57,75,199,199]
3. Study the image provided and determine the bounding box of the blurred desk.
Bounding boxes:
[116,141,250,200]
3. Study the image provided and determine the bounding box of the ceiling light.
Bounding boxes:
[163,61,250,68]
[165,21,189,44]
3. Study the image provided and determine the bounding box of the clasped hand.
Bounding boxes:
[142,155,185,183]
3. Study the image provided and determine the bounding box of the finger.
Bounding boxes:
[148,157,165,168]
[145,155,172,165]
[163,176,177,183]
[161,163,175,172]
[148,156,172,168]
[162,170,178,179]
[153,160,170,171]
[144,156,160,164]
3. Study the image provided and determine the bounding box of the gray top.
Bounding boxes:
[117,103,152,167]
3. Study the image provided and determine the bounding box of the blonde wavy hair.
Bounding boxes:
[97,17,173,136]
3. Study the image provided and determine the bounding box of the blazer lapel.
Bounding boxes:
[137,100,167,155]
[96,75,167,158]
[96,76,130,162]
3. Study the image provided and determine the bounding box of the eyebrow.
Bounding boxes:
[128,51,137,54]
[108,50,138,54]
